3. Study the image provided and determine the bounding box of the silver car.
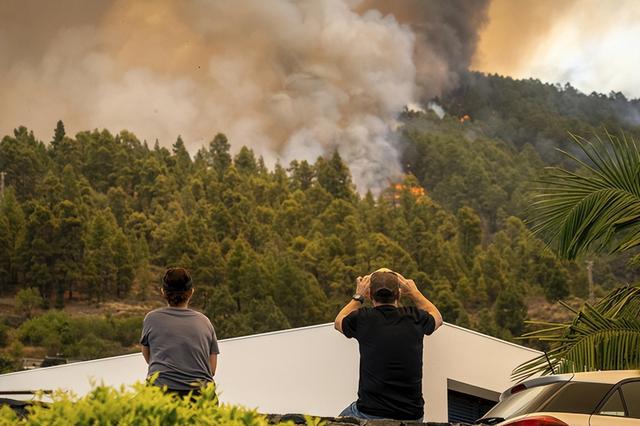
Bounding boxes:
[476,370,640,425]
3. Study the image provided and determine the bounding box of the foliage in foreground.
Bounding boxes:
[512,285,640,381]
[0,382,310,426]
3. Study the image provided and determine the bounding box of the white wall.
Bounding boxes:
[424,324,540,421]
[0,323,540,422]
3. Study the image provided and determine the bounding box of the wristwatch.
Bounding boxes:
[352,294,365,304]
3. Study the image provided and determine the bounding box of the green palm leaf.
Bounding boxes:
[529,132,640,259]
[512,285,640,382]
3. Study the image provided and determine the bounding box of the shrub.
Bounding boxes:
[0,382,309,425]
[14,288,42,318]
[0,355,17,374]
[67,335,120,360]
[17,311,68,351]
[0,322,8,347]
[17,312,143,358]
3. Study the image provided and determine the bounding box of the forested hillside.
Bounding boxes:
[0,72,638,370]
[439,72,640,164]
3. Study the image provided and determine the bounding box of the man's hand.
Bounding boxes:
[356,275,371,299]
[396,273,443,330]
[396,273,419,296]
[141,345,150,364]
[335,274,370,334]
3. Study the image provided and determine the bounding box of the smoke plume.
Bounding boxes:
[473,0,640,99]
[0,0,490,192]
[355,0,490,98]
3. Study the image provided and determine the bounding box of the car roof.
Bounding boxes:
[569,369,640,384]
[501,370,640,401]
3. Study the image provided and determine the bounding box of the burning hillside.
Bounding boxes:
[0,0,490,193]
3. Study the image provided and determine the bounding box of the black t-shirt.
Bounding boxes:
[342,305,436,420]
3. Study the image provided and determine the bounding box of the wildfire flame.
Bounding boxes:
[392,182,426,200]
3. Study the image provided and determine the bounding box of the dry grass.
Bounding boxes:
[526,295,587,324]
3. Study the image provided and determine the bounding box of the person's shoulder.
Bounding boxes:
[399,306,429,318]
[144,307,168,320]
[188,309,214,325]
[348,307,376,319]
[190,309,210,320]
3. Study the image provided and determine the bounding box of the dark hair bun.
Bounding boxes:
[162,267,193,291]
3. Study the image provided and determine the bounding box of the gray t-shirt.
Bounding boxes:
[140,307,219,390]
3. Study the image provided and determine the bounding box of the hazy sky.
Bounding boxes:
[0,0,638,191]
[474,0,640,98]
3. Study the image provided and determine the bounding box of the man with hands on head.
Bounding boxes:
[335,268,443,421]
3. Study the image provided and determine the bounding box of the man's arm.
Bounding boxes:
[141,345,150,364]
[334,275,370,334]
[209,354,217,375]
[398,275,444,330]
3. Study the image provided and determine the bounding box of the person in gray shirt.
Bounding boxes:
[140,267,219,396]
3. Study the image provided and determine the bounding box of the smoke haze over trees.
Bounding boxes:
[2,0,638,191]
[473,0,640,98]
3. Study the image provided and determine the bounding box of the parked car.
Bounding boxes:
[476,370,640,425]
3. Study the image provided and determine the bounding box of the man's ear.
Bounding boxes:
[160,287,165,296]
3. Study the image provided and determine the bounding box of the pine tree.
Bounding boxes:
[0,189,25,291]
[210,133,232,178]
[21,202,57,307]
[84,211,117,304]
[226,237,269,311]
[288,160,315,191]
[271,256,329,327]
[432,278,464,325]
[315,151,353,199]
[234,146,257,175]
[60,165,81,202]
[0,214,11,293]
[203,285,251,338]
[0,127,48,199]
[107,188,130,228]
[112,230,134,298]
[53,200,84,306]
[247,296,291,333]
[494,283,528,338]
[171,136,192,185]
[457,206,482,264]
[52,120,66,147]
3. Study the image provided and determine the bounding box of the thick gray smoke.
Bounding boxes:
[0,0,489,193]
[356,0,490,98]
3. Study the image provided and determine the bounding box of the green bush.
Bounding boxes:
[0,382,309,425]
[14,287,42,318]
[0,322,8,347]
[0,355,17,374]
[17,311,68,350]
[67,335,120,360]
[17,312,143,358]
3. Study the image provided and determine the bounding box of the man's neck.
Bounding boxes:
[373,301,398,308]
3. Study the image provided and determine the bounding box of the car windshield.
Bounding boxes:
[478,382,565,423]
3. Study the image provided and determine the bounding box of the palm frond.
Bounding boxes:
[529,132,640,260]
[512,286,640,382]
[595,285,640,318]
